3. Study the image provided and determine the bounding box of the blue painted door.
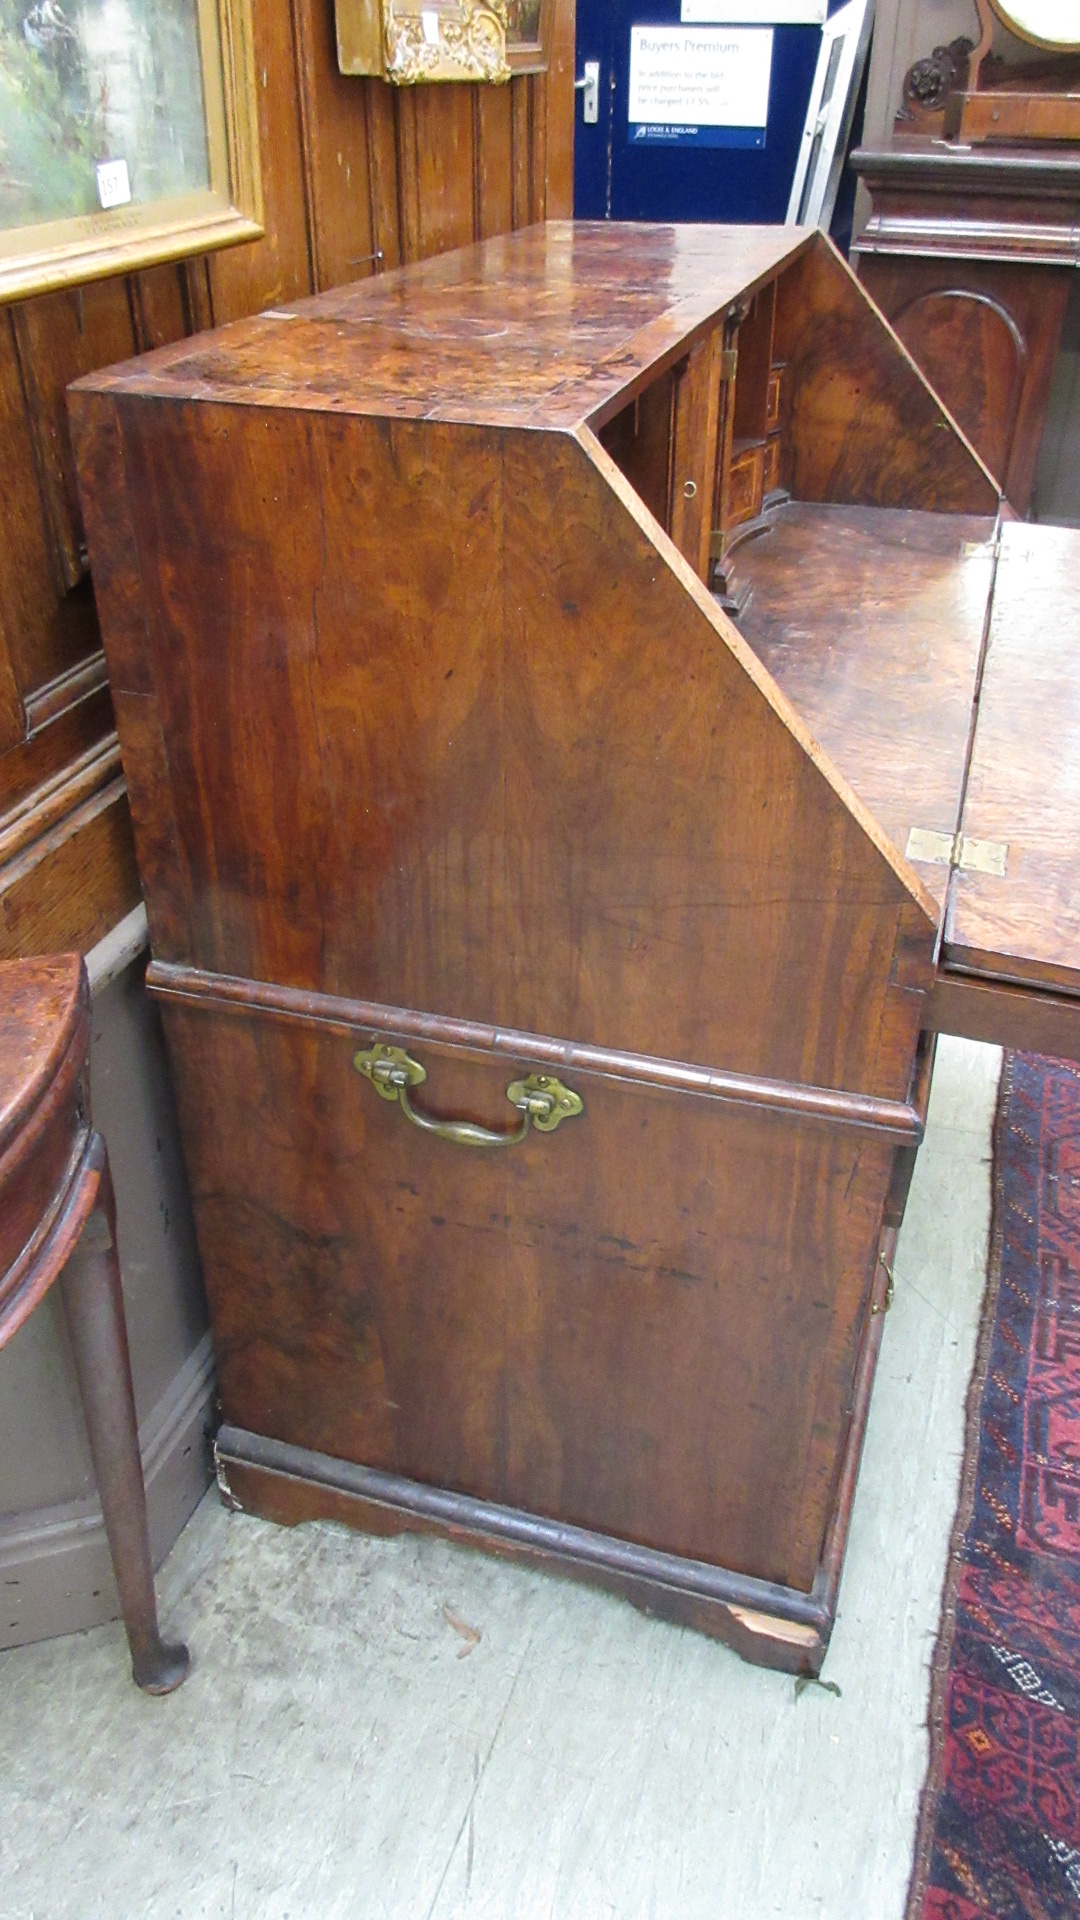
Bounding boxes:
[573,3,841,224]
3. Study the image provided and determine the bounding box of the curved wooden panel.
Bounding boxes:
[774,241,1001,515]
[891,288,1026,490]
[0,952,91,1333]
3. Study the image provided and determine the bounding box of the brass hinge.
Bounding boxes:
[871,1255,895,1316]
[904,827,1008,878]
[720,347,738,382]
[958,836,1009,877]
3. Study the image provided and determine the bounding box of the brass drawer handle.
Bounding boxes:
[353,1044,583,1147]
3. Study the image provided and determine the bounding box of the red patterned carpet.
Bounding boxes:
[906,1053,1080,1920]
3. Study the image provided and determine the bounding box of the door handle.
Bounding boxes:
[575,60,600,124]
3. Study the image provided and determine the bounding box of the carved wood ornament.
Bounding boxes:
[900,1,1080,140]
[337,0,551,80]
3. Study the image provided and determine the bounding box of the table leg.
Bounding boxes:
[59,1139,189,1694]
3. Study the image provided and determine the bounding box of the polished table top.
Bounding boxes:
[74,222,809,432]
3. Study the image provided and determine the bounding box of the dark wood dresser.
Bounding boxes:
[851,141,1080,513]
[69,222,1080,1675]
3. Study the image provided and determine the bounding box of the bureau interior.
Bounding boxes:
[595,245,999,913]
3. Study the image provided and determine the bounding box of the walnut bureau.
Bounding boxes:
[70,223,1080,1675]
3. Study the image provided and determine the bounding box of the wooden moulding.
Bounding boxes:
[146,962,926,1141]
[23,654,111,739]
[0,736,140,961]
[215,1426,828,1672]
[926,970,1080,1057]
[851,146,1080,270]
[856,212,1080,269]
[0,737,123,871]
[212,1218,894,1678]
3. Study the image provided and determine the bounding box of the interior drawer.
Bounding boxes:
[725,442,765,530]
[766,365,784,433]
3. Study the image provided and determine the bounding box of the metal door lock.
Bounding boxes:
[575,60,600,124]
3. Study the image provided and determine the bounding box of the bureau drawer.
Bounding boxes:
[725,441,765,530]
[160,992,905,1598]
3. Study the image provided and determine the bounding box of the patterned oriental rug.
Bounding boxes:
[906,1053,1080,1920]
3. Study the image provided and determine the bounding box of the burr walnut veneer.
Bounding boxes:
[70,222,1080,1673]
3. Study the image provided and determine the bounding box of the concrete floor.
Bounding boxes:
[0,1037,1001,1920]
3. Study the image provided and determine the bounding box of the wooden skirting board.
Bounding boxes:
[0,1330,214,1651]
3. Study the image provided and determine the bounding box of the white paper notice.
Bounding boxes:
[680,0,825,21]
[95,158,132,210]
[421,8,440,42]
[628,26,773,129]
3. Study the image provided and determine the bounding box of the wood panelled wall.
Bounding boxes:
[0,0,575,960]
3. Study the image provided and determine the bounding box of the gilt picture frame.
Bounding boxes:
[504,0,550,74]
[335,0,551,82]
[0,0,262,303]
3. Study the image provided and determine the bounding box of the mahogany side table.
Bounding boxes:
[0,953,188,1692]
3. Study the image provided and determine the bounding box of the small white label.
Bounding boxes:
[96,158,131,210]
[421,8,440,42]
[680,0,825,19]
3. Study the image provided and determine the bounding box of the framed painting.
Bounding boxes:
[0,0,262,302]
[335,0,552,81]
[504,0,550,73]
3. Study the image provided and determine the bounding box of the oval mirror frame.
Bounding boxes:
[987,0,1080,50]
